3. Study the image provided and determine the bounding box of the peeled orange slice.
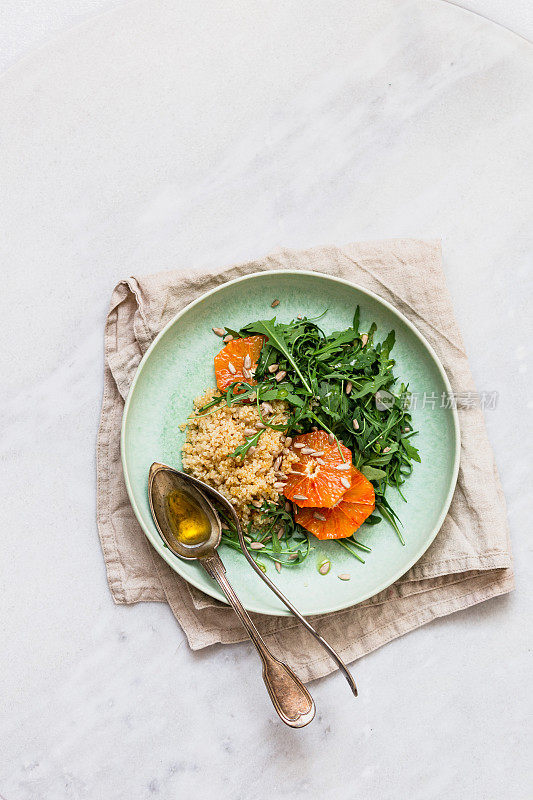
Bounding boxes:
[295,468,375,540]
[214,335,265,392]
[283,430,353,508]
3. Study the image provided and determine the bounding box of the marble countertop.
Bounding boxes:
[1,1,531,798]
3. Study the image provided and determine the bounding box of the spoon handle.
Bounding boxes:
[200,552,315,728]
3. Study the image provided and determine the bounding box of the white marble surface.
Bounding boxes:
[1,1,532,798]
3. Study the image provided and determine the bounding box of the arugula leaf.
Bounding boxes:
[242,319,313,393]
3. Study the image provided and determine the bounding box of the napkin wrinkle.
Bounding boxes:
[96,239,513,680]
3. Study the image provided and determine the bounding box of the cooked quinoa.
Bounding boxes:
[181,388,298,525]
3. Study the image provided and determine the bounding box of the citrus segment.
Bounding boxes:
[295,467,375,540]
[283,430,353,508]
[214,335,265,392]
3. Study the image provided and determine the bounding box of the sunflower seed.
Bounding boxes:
[294,443,305,449]
[242,367,251,380]
[223,334,233,343]
[243,353,252,369]
[312,426,318,432]
[274,471,286,479]
[277,527,285,539]
[288,554,299,561]
[244,535,253,543]
[335,462,351,471]
[301,447,314,455]
[249,392,257,401]
[249,542,265,550]
[252,500,263,508]
[345,381,352,395]
[271,299,280,308]
[313,512,327,521]
[328,433,335,445]
[318,560,331,575]
[404,426,410,433]
[261,402,274,415]
[212,327,225,337]
[297,314,303,320]
[293,494,308,501]
[284,501,292,513]
[338,573,351,581]
[247,446,256,455]
[340,476,351,489]
[383,446,391,453]
[361,333,368,346]
[352,419,359,430]
[275,561,281,572]
[275,370,287,382]
[316,458,325,465]
[284,436,292,447]
[244,427,257,437]
[311,450,324,457]
[228,362,236,374]
[282,448,290,455]
[268,364,279,373]
[289,470,305,476]
[255,422,266,430]
[273,482,286,491]
[274,456,282,470]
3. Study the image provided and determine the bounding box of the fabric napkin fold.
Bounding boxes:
[96,239,513,682]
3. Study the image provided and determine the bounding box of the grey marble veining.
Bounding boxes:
[0,1,531,798]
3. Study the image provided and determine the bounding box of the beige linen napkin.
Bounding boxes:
[96,240,513,682]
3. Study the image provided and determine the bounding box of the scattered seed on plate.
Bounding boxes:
[318,560,331,575]
[249,542,265,550]
[275,561,281,572]
[338,573,351,581]
[275,370,287,382]
[223,334,233,343]
[297,314,303,320]
[345,381,352,395]
[340,476,351,489]
[212,327,225,337]
[271,299,280,308]
[228,362,236,374]
[268,364,279,373]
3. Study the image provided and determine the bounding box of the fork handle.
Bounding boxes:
[200,551,315,728]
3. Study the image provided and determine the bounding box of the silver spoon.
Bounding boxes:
[149,463,358,698]
[148,462,315,728]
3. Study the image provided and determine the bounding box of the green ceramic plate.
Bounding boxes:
[121,270,460,616]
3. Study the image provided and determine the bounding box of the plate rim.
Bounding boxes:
[121,269,461,616]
